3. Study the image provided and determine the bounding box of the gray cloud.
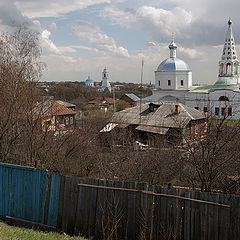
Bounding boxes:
[72,20,129,57]
[101,2,240,47]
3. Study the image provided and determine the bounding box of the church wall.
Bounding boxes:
[185,93,210,111]
[155,71,191,90]
[209,90,240,120]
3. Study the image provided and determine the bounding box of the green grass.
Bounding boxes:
[0,221,89,240]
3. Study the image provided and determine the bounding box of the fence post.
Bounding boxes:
[230,196,240,240]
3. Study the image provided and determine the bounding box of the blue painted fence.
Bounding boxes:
[0,163,61,227]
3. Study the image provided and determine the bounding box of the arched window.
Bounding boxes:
[226,63,231,75]
[218,96,229,101]
[234,63,238,75]
[219,63,224,75]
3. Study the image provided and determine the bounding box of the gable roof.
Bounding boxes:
[35,100,76,119]
[56,100,76,109]
[111,102,206,130]
[122,93,140,102]
[88,97,114,105]
[51,101,76,116]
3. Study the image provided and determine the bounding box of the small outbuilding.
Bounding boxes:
[120,93,140,107]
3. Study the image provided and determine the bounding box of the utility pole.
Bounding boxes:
[140,58,144,124]
[113,86,116,113]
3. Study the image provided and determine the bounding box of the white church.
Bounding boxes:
[85,67,111,92]
[143,19,240,120]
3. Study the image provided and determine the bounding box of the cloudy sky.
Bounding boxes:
[0,0,239,84]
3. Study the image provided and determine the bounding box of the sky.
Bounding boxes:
[0,0,240,85]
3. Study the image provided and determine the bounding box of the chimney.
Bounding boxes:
[175,104,180,114]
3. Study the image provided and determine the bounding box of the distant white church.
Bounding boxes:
[85,67,111,92]
[143,19,240,120]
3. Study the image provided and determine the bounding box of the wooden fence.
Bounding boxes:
[0,163,61,227]
[1,162,240,239]
[57,176,240,240]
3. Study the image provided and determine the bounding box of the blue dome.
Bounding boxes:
[85,76,94,83]
[157,58,190,71]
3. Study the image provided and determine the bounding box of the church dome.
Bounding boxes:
[157,57,190,71]
[85,76,94,83]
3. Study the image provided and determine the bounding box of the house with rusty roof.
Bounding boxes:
[38,100,76,133]
[88,97,114,112]
[120,93,140,107]
[101,102,207,145]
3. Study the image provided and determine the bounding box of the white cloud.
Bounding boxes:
[41,30,60,55]
[72,20,129,57]
[14,0,111,18]
[101,5,192,41]
[178,47,204,60]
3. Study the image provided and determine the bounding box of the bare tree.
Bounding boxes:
[180,118,240,192]
[0,26,45,163]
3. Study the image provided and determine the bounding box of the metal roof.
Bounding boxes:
[56,100,76,108]
[109,102,206,134]
[157,58,190,71]
[189,83,240,93]
[124,93,140,102]
[136,125,169,135]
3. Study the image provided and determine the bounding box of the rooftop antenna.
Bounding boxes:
[139,58,144,124]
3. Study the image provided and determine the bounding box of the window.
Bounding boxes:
[221,108,226,116]
[158,80,160,86]
[228,107,232,116]
[70,116,74,124]
[215,107,219,116]
[203,107,208,113]
[181,80,184,86]
[218,96,229,101]
[195,107,199,110]
[65,117,69,125]
[194,124,198,136]
[168,80,171,86]
[204,122,208,133]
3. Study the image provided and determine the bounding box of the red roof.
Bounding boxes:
[88,97,114,105]
[51,101,76,116]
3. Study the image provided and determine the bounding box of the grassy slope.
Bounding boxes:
[0,221,89,240]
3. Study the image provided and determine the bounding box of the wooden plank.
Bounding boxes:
[77,184,230,207]
[183,190,191,240]
[207,193,219,240]
[86,178,99,237]
[199,192,209,240]
[61,176,80,235]
[135,182,147,239]
[152,185,162,240]
[146,184,154,240]
[114,180,128,240]
[218,193,230,240]
[191,191,201,240]
[5,216,56,232]
[44,173,52,225]
[126,181,137,240]
[94,179,107,239]
[73,178,86,236]
[136,182,150,240]
[57,175,65,229]
[47,174,61,227]
[175,189,184,240]
[230,196,240,240]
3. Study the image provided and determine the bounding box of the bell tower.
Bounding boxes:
[101,67,111,92]
[218,19,239,84]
